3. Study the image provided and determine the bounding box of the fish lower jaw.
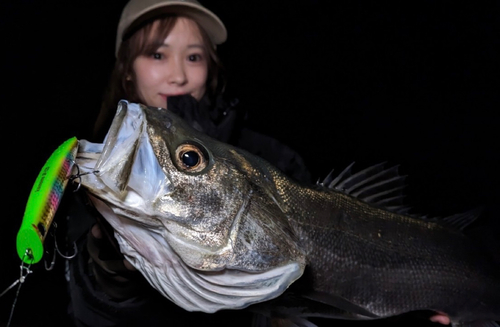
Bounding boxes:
[114,218,305,313]
[125,237,304,313]
[90,194,305,313]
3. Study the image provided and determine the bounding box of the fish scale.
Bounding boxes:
[284,182,499,322]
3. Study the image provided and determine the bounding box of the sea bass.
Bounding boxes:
[73,100,500,326]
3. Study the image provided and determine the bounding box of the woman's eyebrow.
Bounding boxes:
[157,43,203,49]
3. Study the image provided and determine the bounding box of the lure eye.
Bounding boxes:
[175,143,208,173]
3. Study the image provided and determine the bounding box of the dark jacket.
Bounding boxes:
[168,94,312,184]
[64,94,312,326]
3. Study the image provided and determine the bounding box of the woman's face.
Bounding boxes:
[132,17,208,108]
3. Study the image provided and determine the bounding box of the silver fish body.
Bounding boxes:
[74,100,500,326]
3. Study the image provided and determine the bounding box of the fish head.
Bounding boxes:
[76,100,306,312]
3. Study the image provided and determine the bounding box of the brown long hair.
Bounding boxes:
[92,14,226,142]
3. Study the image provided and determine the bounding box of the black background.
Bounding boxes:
[1,1,499,326]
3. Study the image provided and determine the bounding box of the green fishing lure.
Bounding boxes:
[16,137,79,264]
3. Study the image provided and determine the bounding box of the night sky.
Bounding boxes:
[1,1,499,326]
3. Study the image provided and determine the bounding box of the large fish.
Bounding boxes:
[73,100,500,327]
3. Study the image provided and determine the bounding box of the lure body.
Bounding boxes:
[16,137,79,264]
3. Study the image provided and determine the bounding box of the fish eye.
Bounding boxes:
[175,143,208,173]
[181,151,199,167]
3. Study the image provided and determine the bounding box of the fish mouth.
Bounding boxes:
[89,194,303,312]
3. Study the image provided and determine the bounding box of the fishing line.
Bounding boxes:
[1,251,33,327]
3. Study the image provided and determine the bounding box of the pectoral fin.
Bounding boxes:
[301,290,379,319]
[249,290,376,322]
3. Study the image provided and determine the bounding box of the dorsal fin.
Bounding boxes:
[318,163,484,231]
[318,162,411,214]
[438,207,484,231]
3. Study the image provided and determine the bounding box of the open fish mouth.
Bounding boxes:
[76,179,304,313]
[89,194,303,312]
[75,101,306,312]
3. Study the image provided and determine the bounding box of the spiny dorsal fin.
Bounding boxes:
[318,162,411,214]
[439,207,484,231]
[317,163,485,231]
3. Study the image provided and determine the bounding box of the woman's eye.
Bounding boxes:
[188,54,202,62]
[152,52,163,60]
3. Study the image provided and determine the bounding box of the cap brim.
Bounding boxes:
[116,1,227,56]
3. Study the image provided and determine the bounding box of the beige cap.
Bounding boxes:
[115,0,227,56]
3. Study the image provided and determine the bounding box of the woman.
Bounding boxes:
[91,0,310,183]
[65,0,312,326]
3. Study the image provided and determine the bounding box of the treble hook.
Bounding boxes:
[68,161,98,193]
[44,222,77,271]
[69,160,82,192]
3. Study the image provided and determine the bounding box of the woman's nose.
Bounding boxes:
[167,60,187,85]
